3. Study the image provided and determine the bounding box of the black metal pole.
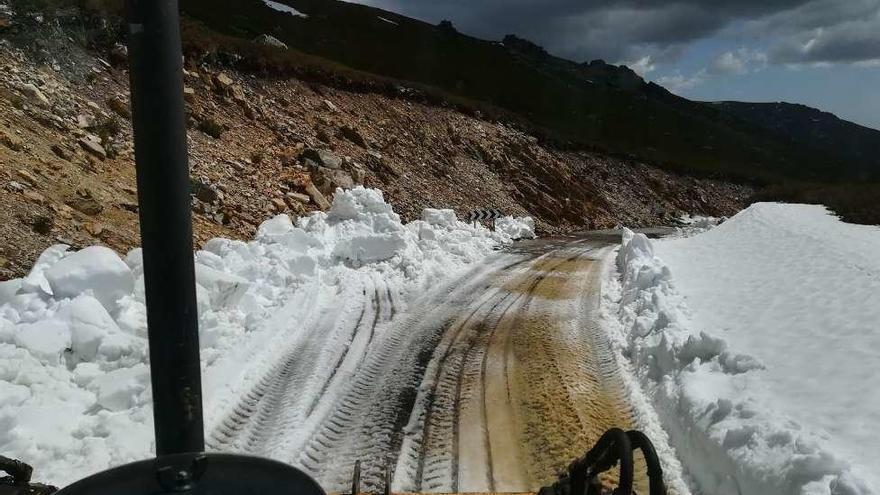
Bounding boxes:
[126,0,204,455]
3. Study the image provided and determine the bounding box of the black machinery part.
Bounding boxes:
[53,453,325,495]
[538,428,667,495]
[0,456,56,495]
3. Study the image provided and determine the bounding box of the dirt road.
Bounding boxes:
[205,234,649,493]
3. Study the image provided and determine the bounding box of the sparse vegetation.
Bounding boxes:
[752,183,880,225]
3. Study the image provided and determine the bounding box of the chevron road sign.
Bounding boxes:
[466,209,503,222]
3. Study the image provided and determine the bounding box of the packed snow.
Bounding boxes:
[262,0,308,18]
[0,187,534,486]
[603,203,879,495]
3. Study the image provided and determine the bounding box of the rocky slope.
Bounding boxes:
[0,24,749,280]
[712,101,880,182]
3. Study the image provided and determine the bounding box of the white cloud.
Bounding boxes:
[711,48,768,75]
[621,55,657,76]
[655,68,707,94]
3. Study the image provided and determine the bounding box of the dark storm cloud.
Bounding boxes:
[352,0,880,66]
[354,0,810,60]
[757,0,880,64]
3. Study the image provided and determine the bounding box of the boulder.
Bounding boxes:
[302,148,342,169]
[271,197,287,212]
[280,142,306,166]
[305,182,330,210]
[191,179,219,204]
[18,83,50,107]
[213,72,234,91]
[78,136,107,159]
[66,190,103,216]
[67,196,103,216]
[310,167,354,195]
[286,192,310,204]
[339,125,368,148]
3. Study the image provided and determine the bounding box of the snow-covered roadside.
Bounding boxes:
[602,203,877,495]
[0,186,535,486]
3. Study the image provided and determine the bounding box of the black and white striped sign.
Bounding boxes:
[466,208,503,222]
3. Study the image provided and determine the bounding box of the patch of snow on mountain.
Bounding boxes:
[262,0,307,18]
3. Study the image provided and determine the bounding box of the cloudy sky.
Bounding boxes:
[348,0,880,130]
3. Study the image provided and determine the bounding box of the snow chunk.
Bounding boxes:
[195,264,250,309]
[421,209,458,228]
[329,187,400,224]
[44,246,134,312]
[494,216,536,240]
[256,214,294,238]
[88,364,149,412]
[57,295,123,362]
[20,244,70,295]
[13,320,70,365]
[0,381,31,407]
[0,279,22,306]
[124,248,143,277]
[333,233,408,264]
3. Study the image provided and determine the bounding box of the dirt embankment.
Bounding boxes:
[0,24,750,280]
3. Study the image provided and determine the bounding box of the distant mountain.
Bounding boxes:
[179,0,880,183]
[710,102,880,182]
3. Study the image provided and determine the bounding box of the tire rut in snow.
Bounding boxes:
[205,277,392,460]
[300,257,533,493]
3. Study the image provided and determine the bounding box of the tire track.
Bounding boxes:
[413,256,549,491]
[205,237,650,495]
[205,277,389,457]
[470,251,586,492]
[411,251,585,492]
[304,280,382,418]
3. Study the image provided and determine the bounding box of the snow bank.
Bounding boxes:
[605,204,878,495]
[0,186,535,486]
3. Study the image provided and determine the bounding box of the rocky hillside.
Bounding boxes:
[179,0,879,184]
[712,101,880,182]
[0,13,749,280]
